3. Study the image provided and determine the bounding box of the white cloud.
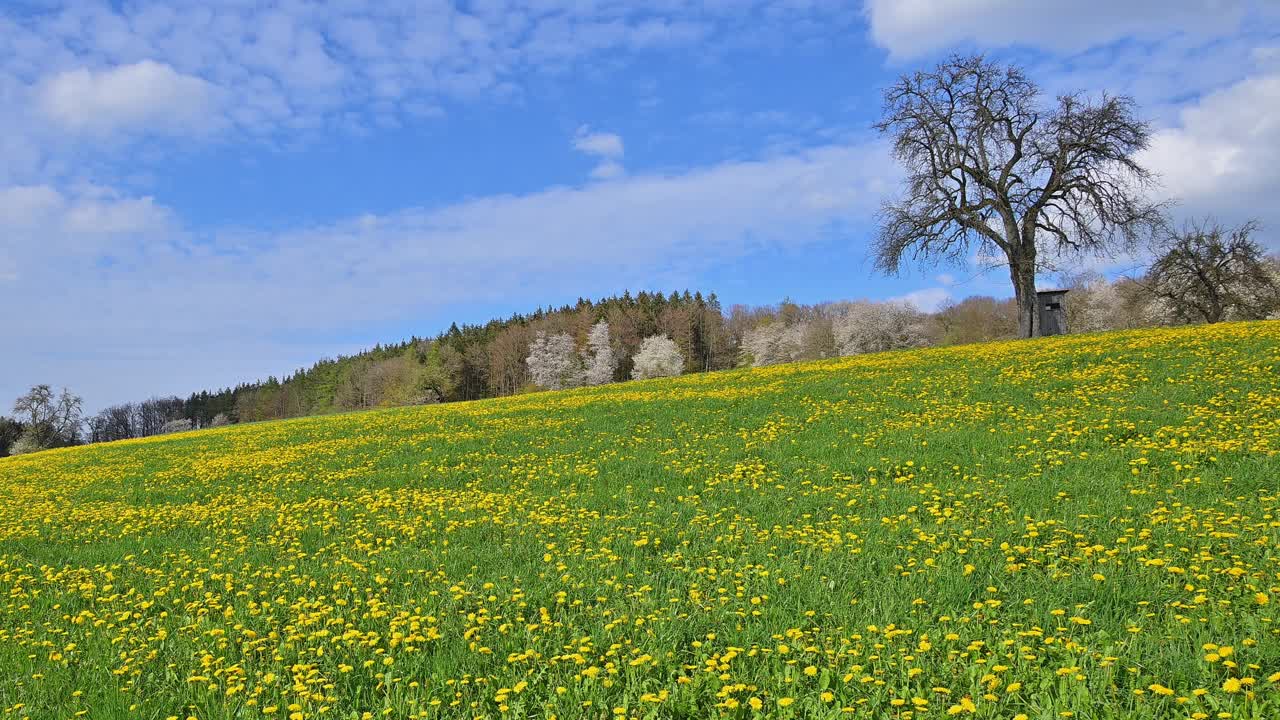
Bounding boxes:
[0,184,170,239]
[38,60,217,135]
[1139,71,1280,235]
[61,191,172,236]
[1254,46,1280,66]
[0,0,862,185]
[0,183,173,318]
[892,287,952,312]
[0,139,893,411]
[0,185,174,298]
[0,185,65,227]
[574,127,624,159]
[574,126,626,179]
[5,0,1273,414]
[589,160,626,180]
[865,0,1247,59]
[860,0,1280,253]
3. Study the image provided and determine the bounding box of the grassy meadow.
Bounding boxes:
[2,322,1279,720]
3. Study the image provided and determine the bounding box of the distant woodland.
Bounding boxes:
[5,238,1278,457]
[112,291,736,433]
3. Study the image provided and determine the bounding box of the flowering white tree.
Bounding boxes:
[1269,257,1280,320]
[160,418,193,434]
[832,301,930,356]
[526,332,585,390]
[582,321,617,386]
[631,335,684,380]
[741,321,808,367]
[11,384,82,451]
[1061,272,1166,333]
[1144,220,1280,324]
[1067,276,1126,333]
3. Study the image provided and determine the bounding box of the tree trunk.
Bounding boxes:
[1010,258,1040,338]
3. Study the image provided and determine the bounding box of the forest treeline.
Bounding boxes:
[105,258,1280,438]
[143,291,734,430]
[5,290,737,453]
[5,234,1279,458]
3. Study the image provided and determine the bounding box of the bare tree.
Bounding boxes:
[874,54,1165,337]
[1143,219,1280,324]
[87,403,137,443]
[335,357,421,409]
[929,296,1019,345]
[368,354,429,407]
[486,325,533,396]
[135,396,185,437]
[12,384,82,450]
[13,385,54,429]
[797,316,838,360]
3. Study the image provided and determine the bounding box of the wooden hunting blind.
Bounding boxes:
[1037,289,1068,336]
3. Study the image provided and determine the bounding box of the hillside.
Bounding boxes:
[160,291,734,430]
[2,322,1279,719]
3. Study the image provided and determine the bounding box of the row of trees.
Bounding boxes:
[524,323,688,389]
[869,54,1280,337]
[0,385,218,457]
[739,301,931,366]
[188,290,731,427]
[84,396,223,444]
[3,244,1276,457]
[734,221,1279,370]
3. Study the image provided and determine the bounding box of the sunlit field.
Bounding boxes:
[2,323,1278,720]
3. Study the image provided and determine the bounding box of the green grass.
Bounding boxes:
[1,322,1278,720]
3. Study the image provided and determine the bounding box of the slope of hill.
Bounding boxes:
[173,290,734,429]
[2,322,1278,719]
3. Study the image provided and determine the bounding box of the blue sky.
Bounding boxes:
[2,1,1278,412]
